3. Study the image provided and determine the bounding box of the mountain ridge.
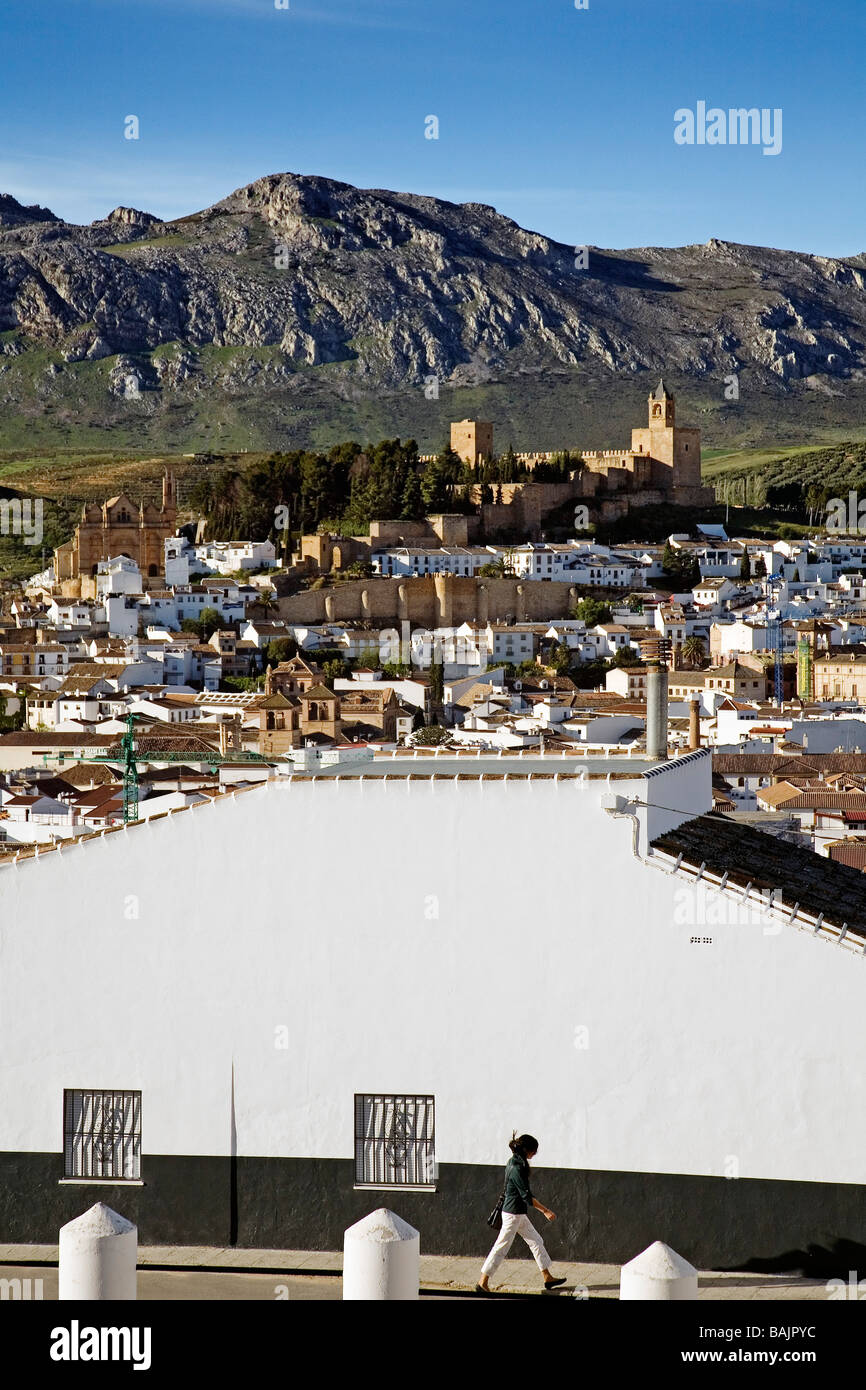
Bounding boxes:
[1,170,866,454]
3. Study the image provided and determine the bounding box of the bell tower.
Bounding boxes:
[648,378,675,427]
[161,469,177,524]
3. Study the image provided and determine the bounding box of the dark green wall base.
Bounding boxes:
[1,1152,865,1278]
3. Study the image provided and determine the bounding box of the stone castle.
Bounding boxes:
[579,378,709,508]
[451,380,713,510]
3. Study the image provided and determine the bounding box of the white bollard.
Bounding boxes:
[59,1203,138,1301]
[619,1240,698,1301]
[343,1208,420,1300]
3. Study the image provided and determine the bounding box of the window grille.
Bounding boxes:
[63,1089,141,1180]
[354,1094,435,1187]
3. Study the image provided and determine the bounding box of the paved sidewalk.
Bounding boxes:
[0,1244,830,1299]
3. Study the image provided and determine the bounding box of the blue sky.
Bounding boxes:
[1,0,863,255]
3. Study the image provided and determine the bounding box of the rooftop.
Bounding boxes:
[295,750,659,779]
[652,811,866,941]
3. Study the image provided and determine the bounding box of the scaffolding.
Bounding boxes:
[765,578,784,706]
[797,636,814,702]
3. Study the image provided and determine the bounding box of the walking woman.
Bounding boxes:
[477,1133,567,1294]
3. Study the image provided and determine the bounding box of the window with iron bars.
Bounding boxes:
[63,1089,142,1181]
[354,1094,435,1189]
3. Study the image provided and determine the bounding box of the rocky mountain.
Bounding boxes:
[0,172,865,454]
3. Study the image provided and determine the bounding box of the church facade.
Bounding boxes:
[54,472,177,593]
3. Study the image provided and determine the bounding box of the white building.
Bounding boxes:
[46,599,97,630]
[408,625,489,676]
[172,586,246,628]
[692,577,737,610]
[95,555,143,597]
[484,623,538,665]
[103,594,141,638]
[165,537,276,584]
[3,747,866,1270]
[371,546,495,579]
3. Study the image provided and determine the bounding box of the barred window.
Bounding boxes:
[354,1094,435,1188]
[63,1089,142,1181]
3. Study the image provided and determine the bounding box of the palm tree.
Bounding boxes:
[682,636,706,669]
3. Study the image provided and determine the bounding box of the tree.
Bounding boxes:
[436,442,463,485]
[0,690,25,732]
[266,637,298,665]
[571,597,612,626]
[499,445,518,482]
[609,647,642,669]
[199,607,222,641]
[180,607,222,641]
[739,550,752,582]
[358,646,382,669]
[570,659,608,690]
[400,470,424,520]
[662,542,700,589]
[221,674,265,693]
[420,457,450,513]
[429,651,445,706]
[412,724,451,747]
[548,642,572,675]
[753,556,767,579]
[682,635,707,669]
[626,594,644,613]
[681,555,701,588]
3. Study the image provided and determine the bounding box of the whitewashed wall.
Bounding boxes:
[1,758,865,1190]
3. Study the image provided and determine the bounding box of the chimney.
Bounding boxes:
[640,637,671,762]
[689,698,701,751]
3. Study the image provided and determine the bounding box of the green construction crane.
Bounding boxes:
[120,714,139,823]
[65,712,272,825]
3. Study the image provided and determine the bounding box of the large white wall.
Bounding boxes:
[1,758,865,1189]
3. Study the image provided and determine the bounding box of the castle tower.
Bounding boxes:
[451,420,493,468]
[631,378,702,497]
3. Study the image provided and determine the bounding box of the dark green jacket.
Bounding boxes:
[502,1152,534,1215]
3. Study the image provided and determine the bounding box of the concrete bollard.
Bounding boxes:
[620,1240,698,1301]
[343,1208,420,1300]
[59,1203,138,1301]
